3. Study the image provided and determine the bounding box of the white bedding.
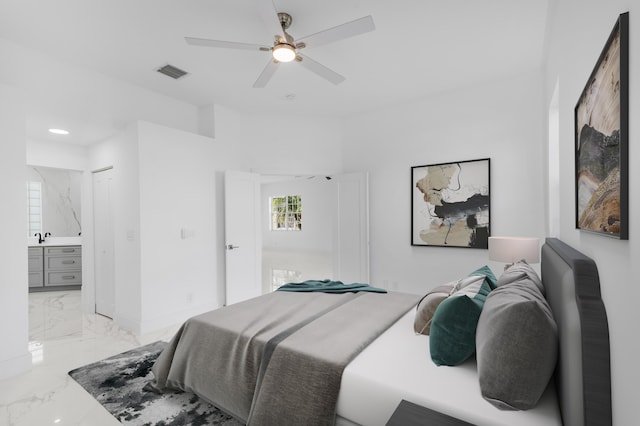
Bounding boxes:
[336,309,562,426]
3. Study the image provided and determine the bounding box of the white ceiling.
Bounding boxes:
[0,0,550,145]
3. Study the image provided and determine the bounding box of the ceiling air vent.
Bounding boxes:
[156,64,189,80]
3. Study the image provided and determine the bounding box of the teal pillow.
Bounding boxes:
[429,272,493,366]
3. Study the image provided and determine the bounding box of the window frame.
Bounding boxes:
[270,194,302,231]
[27,181,43,236]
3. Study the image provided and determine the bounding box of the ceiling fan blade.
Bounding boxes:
[185,37,269,51]
[297,54,345,85]
[254,0,286,42]
[253,59,279,88]
[297,15,375,49]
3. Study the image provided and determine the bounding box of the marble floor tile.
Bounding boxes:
[0,290,181,426]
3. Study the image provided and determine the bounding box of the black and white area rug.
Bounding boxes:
[68,341,243,426]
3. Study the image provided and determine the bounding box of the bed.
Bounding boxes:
[151,238,611,426]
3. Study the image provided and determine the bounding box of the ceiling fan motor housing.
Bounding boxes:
[278,12,292,30]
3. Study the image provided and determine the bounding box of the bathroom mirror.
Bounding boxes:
[27,166,82,238]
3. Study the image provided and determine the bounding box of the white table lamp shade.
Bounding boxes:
[488,237,540,264]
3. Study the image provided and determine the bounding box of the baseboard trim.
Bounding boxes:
[0,351,32,380]
[139,303,218,335]
[114,303,219,336]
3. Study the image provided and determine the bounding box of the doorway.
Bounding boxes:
[260,173,369,295]
[261,176,333,293]
[223,171,370,306]
[26,165,85,340]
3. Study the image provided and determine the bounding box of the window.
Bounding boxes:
[270,195,302,231]
[271,268,302,292]
[27,181,42,236]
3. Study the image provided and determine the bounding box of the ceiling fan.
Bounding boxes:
[185,0,375,88]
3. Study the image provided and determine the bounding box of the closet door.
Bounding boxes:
[93,168,115,318]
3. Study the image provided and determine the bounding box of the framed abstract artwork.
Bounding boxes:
[411,158,490,248]
[575,12,629,239]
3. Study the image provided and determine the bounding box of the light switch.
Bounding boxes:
[180,228,195,239]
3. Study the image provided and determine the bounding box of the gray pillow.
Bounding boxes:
[496,260,544,293]
[476,268,558,410]
[413,283,455,335]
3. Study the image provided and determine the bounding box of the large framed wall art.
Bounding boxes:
[575,12,629,239]
[411,158,490,248]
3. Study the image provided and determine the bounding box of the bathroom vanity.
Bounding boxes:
[28,242,82,291]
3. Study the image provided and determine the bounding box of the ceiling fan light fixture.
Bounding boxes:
[272,43,296,62]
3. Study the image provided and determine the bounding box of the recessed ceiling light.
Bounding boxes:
[48,128,70,135]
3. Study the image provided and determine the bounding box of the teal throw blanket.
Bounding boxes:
[276,279,387,294]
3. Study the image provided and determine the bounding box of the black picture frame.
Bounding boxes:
[411,158,490,248]
[575,12,629,239]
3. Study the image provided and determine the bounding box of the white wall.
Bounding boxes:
[242,113,344,177]
[544,1,638,424]
[87,124,142,331]
[0,84,30,379]
[26,139,87,171]
[87,121,223,334]
[262,179,334,253]
[137,121,219,333]
[342,71,546,294]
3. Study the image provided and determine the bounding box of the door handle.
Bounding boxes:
[226,244,239,250]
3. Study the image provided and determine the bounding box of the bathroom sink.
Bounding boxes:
[28,236,82,247]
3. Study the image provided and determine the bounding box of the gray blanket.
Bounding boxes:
[151,290,419,425]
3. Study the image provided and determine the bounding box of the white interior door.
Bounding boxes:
[332,172,370,283]
[224,170,262,305]
[93,168,115,318]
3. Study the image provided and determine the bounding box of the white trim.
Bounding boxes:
[115,303,218,335]
[0,352,31,381]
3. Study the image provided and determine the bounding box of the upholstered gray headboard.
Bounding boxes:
[541,238,611,426]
